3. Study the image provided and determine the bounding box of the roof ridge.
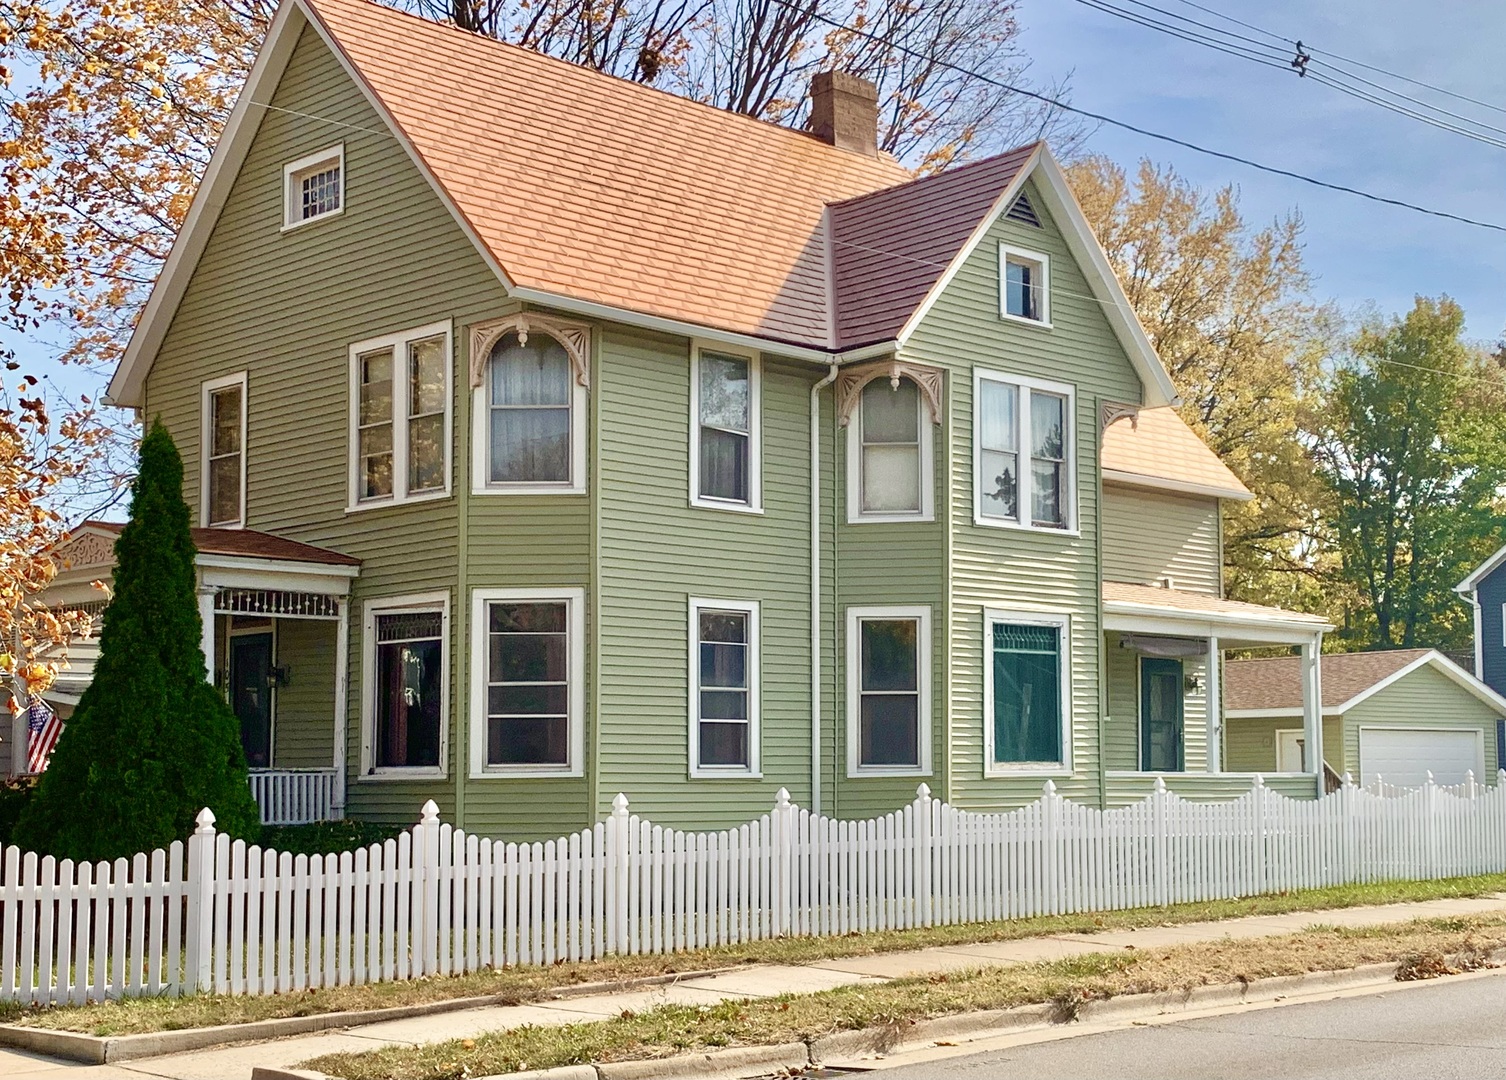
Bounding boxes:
[828,142,1041,209]
[307,0,909,171]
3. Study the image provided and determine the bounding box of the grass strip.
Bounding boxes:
[306,914,1506,1080]
[6,870,1505,1036]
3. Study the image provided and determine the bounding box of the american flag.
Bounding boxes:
[26,697,63,774]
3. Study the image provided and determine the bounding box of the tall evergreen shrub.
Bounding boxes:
[16,421,259,859]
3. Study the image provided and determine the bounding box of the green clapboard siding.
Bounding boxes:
[1101,485,1222,594]
[1224,713,1342,774]
[1345,664,1500,778]
[274,618,337,769]
[595,331,817,826]
[906,179,1141,810]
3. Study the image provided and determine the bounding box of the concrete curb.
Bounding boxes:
[0,966,735,1065]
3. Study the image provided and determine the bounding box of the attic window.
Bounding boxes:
[999,243,1050,326]
[283,144,344,229]
[1005,193,1041,227]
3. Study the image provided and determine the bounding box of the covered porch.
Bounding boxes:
[1101,582,1333,804]
[194,532,360,825]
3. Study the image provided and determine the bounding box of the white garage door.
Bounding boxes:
[1359,727,1483,788]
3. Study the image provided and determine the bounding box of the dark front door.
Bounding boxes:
[230,632,274,768]
[1140,657,1184,772]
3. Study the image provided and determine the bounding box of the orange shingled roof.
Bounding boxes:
[305,0,911,348]
[1101,407,1251,501]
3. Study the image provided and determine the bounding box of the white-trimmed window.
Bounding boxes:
[690,345,761,512]
[475,332,587,494]
[283,145,344,229]
[974,369,1075,531]
[201,372,247,528]
[847,377,933,523]
[470,588,584,777]
[348,322,452,509]
[689,598,760,776]
[983,609,1070,774]
[846,605,931,776]
[361,593,448,778]
[999,243,1049,325]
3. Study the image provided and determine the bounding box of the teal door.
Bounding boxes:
[1140,657,1184,772]
[230,632,274,769]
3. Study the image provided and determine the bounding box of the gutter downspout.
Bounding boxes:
[811,363,839,815]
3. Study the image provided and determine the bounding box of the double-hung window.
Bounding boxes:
[363,595,447,776]
[984,610,1069,772]
[349,323,452,509]
[999,244,1049,325]
[689,598,760,776]
[282,145,344,230]
[478,332,587,493]
[691,347,761,511]
[849,377,933,522]
[974,370,1074,530]
[201,372,247,528]
[470,588,584,776]
[846,606,931,776]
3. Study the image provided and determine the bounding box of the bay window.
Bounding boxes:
[349,322,452,508]
[973,369,1075,530]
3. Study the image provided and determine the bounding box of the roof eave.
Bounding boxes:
[1102,468,1253,503]
[1455,541,1506,595]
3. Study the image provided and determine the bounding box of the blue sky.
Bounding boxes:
[1019,0,1506,340]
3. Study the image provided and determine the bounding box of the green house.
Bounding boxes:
[43,0,1337,832]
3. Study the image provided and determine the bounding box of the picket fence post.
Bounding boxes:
[1152,778,1168,907]
[773,789,793,937]
[1423,773,1438,881]
[185,808,216,995]
[915,784,933,927]
[609,794,630,955]
[419,800,440,976]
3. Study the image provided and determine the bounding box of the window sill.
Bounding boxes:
[689,768,764,780]
[972,514,1080,537]
[690,496,764,515]
[347,489,452,514]
[470,766,583,780]
[999,312,1053,330]
[984,765,1071,779]
[280,207,344,233]
[847,511,935,525]
[359,768,447,782]
[847,766,930,779]
[472,483,586,496]
[204,520,246,530]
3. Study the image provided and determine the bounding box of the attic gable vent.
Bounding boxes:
[1006,193,1041,228]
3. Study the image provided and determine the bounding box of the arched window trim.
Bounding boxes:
[469,314,589,496]
[834,359,944,429]
[468,314,591,391]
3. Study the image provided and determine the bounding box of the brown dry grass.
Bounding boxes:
[306,915,1506,1080]
[6,870,1506,1036]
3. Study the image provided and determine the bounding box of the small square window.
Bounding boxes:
[283,145,344,229]
[999,244,1050,325]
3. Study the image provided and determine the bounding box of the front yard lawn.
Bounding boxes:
[4,870,1504,1036]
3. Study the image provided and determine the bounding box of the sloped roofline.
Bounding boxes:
[893,146,1179,409]
[106,0,865,408]
[1456,541,1506,595]
[1227,649,1506,718]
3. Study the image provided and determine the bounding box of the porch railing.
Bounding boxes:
[247,768,339,826]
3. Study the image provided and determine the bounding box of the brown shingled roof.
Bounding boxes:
[1224,649,1432,712]
[828,146,1039,349]
[87,521,359,566]
[1102,407,1251,501]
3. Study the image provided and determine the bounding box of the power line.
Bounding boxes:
[1073,0,1506,150]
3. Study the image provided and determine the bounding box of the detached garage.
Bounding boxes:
[1224,649,1506,787]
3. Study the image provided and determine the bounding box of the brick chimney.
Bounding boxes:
[810,71,879,157]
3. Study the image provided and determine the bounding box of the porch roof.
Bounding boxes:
[1102,582,1331,644]
[85,521,360,567]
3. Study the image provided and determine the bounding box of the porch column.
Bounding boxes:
[1205,635,1220,773]
[197,580,216,682]
[1301,634,1324,789]
[332,597,350,817]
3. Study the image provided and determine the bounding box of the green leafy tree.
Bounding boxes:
[14,421,259,860]
[1312,297,1506,650]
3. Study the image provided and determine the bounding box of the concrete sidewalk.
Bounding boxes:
[6,894,1505,1080]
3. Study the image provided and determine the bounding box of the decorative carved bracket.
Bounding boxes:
[834,359,945,428]
[1101,401,1140,431]
[469,313,591,390]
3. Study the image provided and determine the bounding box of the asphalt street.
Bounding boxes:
[859,971,1506,1079]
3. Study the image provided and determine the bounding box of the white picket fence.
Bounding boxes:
[6,771,1506,1005]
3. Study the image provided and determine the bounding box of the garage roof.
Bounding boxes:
[1225,648,1506,716]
